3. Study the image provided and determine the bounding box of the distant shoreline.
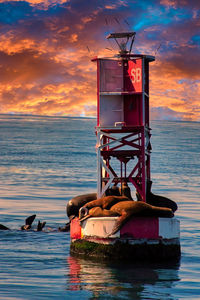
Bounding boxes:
[0,113,96,120]
[0,113,199,124]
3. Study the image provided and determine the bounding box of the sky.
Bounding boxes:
[0,0,199,121]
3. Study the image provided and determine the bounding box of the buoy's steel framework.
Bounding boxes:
[93,53,155,200]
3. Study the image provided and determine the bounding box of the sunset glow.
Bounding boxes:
[0,0,199,121]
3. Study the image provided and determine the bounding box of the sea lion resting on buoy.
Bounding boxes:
[83,195,130,210]
[79,195,131,221]
[66,188,125,221]
[66,193,97,220]
[105,185,121,197]
[146,192,178,212]
[80,197,174,236]
[109,201,173,235]
[136,180,178,212]
[119,182,133,200]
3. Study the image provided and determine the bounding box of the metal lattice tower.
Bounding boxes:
[92,32,155,201]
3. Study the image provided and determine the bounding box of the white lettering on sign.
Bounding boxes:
[130,67,141,83]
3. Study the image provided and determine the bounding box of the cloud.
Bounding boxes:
[0,0,199,120]
[150,106,189,120]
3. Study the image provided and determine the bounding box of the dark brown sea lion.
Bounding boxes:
[66,193,97,220]
[146,192,178,212]
[83,195,130,210]
[21,214,36,230]
[136,180,178,212]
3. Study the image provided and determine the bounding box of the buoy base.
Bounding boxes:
[70,238,180,262]
[70,216,181,261]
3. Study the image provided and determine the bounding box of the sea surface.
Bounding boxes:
[0,114,199,299]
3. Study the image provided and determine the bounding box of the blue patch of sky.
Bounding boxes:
[0,1,68,26]
[0,1,32,25]
[190,35,200,46]
[126,2,193,31]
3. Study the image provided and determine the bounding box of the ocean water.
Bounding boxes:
[0,114,199,300]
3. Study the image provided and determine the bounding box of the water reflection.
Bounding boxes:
[66,255,180,299]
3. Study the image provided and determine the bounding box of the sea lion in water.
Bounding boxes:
[21,214,36,230]
[1,215,45,231]
[0,216,68,233]
[83,195,130,210]
[66,193,97,220]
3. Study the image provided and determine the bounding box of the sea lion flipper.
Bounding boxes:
[107,211,129,237]
[37,221,46,231]
[83,199,102,209]
[151,206,174,218]
[0,224,10,230]
[25,214,36,226]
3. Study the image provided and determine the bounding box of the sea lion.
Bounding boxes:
[21,214,36,230]
[146,192,178,212]
[109,200,174,236]
[83,195,130,210]
[105,185,121,196]
[0,224,10,230]
[1,216,65,232]
[119,182,133,200]
[66,193,97,220]
[136,180,178,212]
